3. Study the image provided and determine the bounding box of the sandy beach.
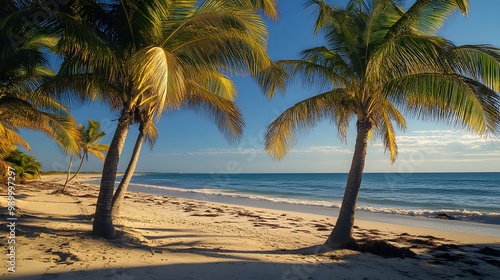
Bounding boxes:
[1,174,499,280]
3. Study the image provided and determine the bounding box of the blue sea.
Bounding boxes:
[121,172,500,225]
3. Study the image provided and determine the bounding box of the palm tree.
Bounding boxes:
[61,119,109,193]
[111,77,244,217]
[110,106,157,217]
[4,149,42,183]
[0,1,81,169]
[265,0,499,248]
[47,0,284,238]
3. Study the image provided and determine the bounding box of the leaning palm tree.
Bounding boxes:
[111,76,244,217]
[61,119,109,193]
[265,0,499,248]
[47,0,284,238]
[110,104,159,218]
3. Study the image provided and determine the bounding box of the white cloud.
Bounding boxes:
[390,130,500,158]
[290,145,352,154]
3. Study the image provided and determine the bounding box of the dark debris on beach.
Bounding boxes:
[345,239,417,259]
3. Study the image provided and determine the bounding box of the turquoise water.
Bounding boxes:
[123,172,500,225]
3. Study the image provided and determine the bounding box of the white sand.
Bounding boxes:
[0,174,499,279]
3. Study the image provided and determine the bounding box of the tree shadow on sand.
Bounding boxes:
[2,211,500,280]
[3,198,499,280]
[6,244,500,280]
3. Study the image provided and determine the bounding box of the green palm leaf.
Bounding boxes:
[265,89,354,160]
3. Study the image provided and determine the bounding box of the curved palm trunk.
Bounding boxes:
[62,155,85,193]
[92,109,132,239]
[326,120,372,248]
[111,125,145,218]
[62,155,74,192]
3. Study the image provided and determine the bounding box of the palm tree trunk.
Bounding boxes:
[62,155,74,192]
[62,155,86,193]
[92,108,132,239]
[111,125,145,218]
[325,119,372,248]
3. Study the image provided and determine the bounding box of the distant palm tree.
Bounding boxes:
[265,0,499,247]
[4,149,42,183]
[46,0,284,238]
[62,119,109,193]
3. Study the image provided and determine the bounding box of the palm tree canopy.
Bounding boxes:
[78,119,109,161]
[27,0,284,158]
[45,0,285,118]
[4,149,42,181]
[0,3,81,155]
[266,0,500,162]
[17,0,285,153]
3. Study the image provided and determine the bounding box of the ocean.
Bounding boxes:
[121,172,500,225]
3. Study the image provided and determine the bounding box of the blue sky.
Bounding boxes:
[21,0,500,173]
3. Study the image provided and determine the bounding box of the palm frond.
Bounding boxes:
[386,0,469,38]
[129,46,186,114]
[385,73,500,135]
[305,0,336,35]
[265,89,354,160]
[87,144,109,161]
[1,97,81,154]
[373,99,407,162]
[128,0,171,45]
[215,0,279,21]
[450,45,500,92]
[278,46,354,91]
[254,61,287,98]
[185,70,237,101]
[165,2,269,48]
[0,123,30,150]
[184,81,244,144]
[143,119,158,148]
[367,34,451,84]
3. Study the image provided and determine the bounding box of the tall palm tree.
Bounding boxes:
[265,0,499,248]
[47,0,284,238]
[62,119,109,193]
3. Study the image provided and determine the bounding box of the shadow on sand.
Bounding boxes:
[2,187,499,280]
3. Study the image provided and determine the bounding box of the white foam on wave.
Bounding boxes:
[131,183,500,225]
[132,183,340,207]
[357,206,500,224]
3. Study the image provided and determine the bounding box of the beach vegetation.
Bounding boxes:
[265,0,500,248]
[0,2,81,182]
[3,149,42,183]
[39,0,284,238]
[61,119,109,193]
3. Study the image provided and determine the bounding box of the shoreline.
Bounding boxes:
[37,173,500,239]
[109,172,500,226]
[126,183,500,238]
[83,172,500,238]
[1,174,499,279]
